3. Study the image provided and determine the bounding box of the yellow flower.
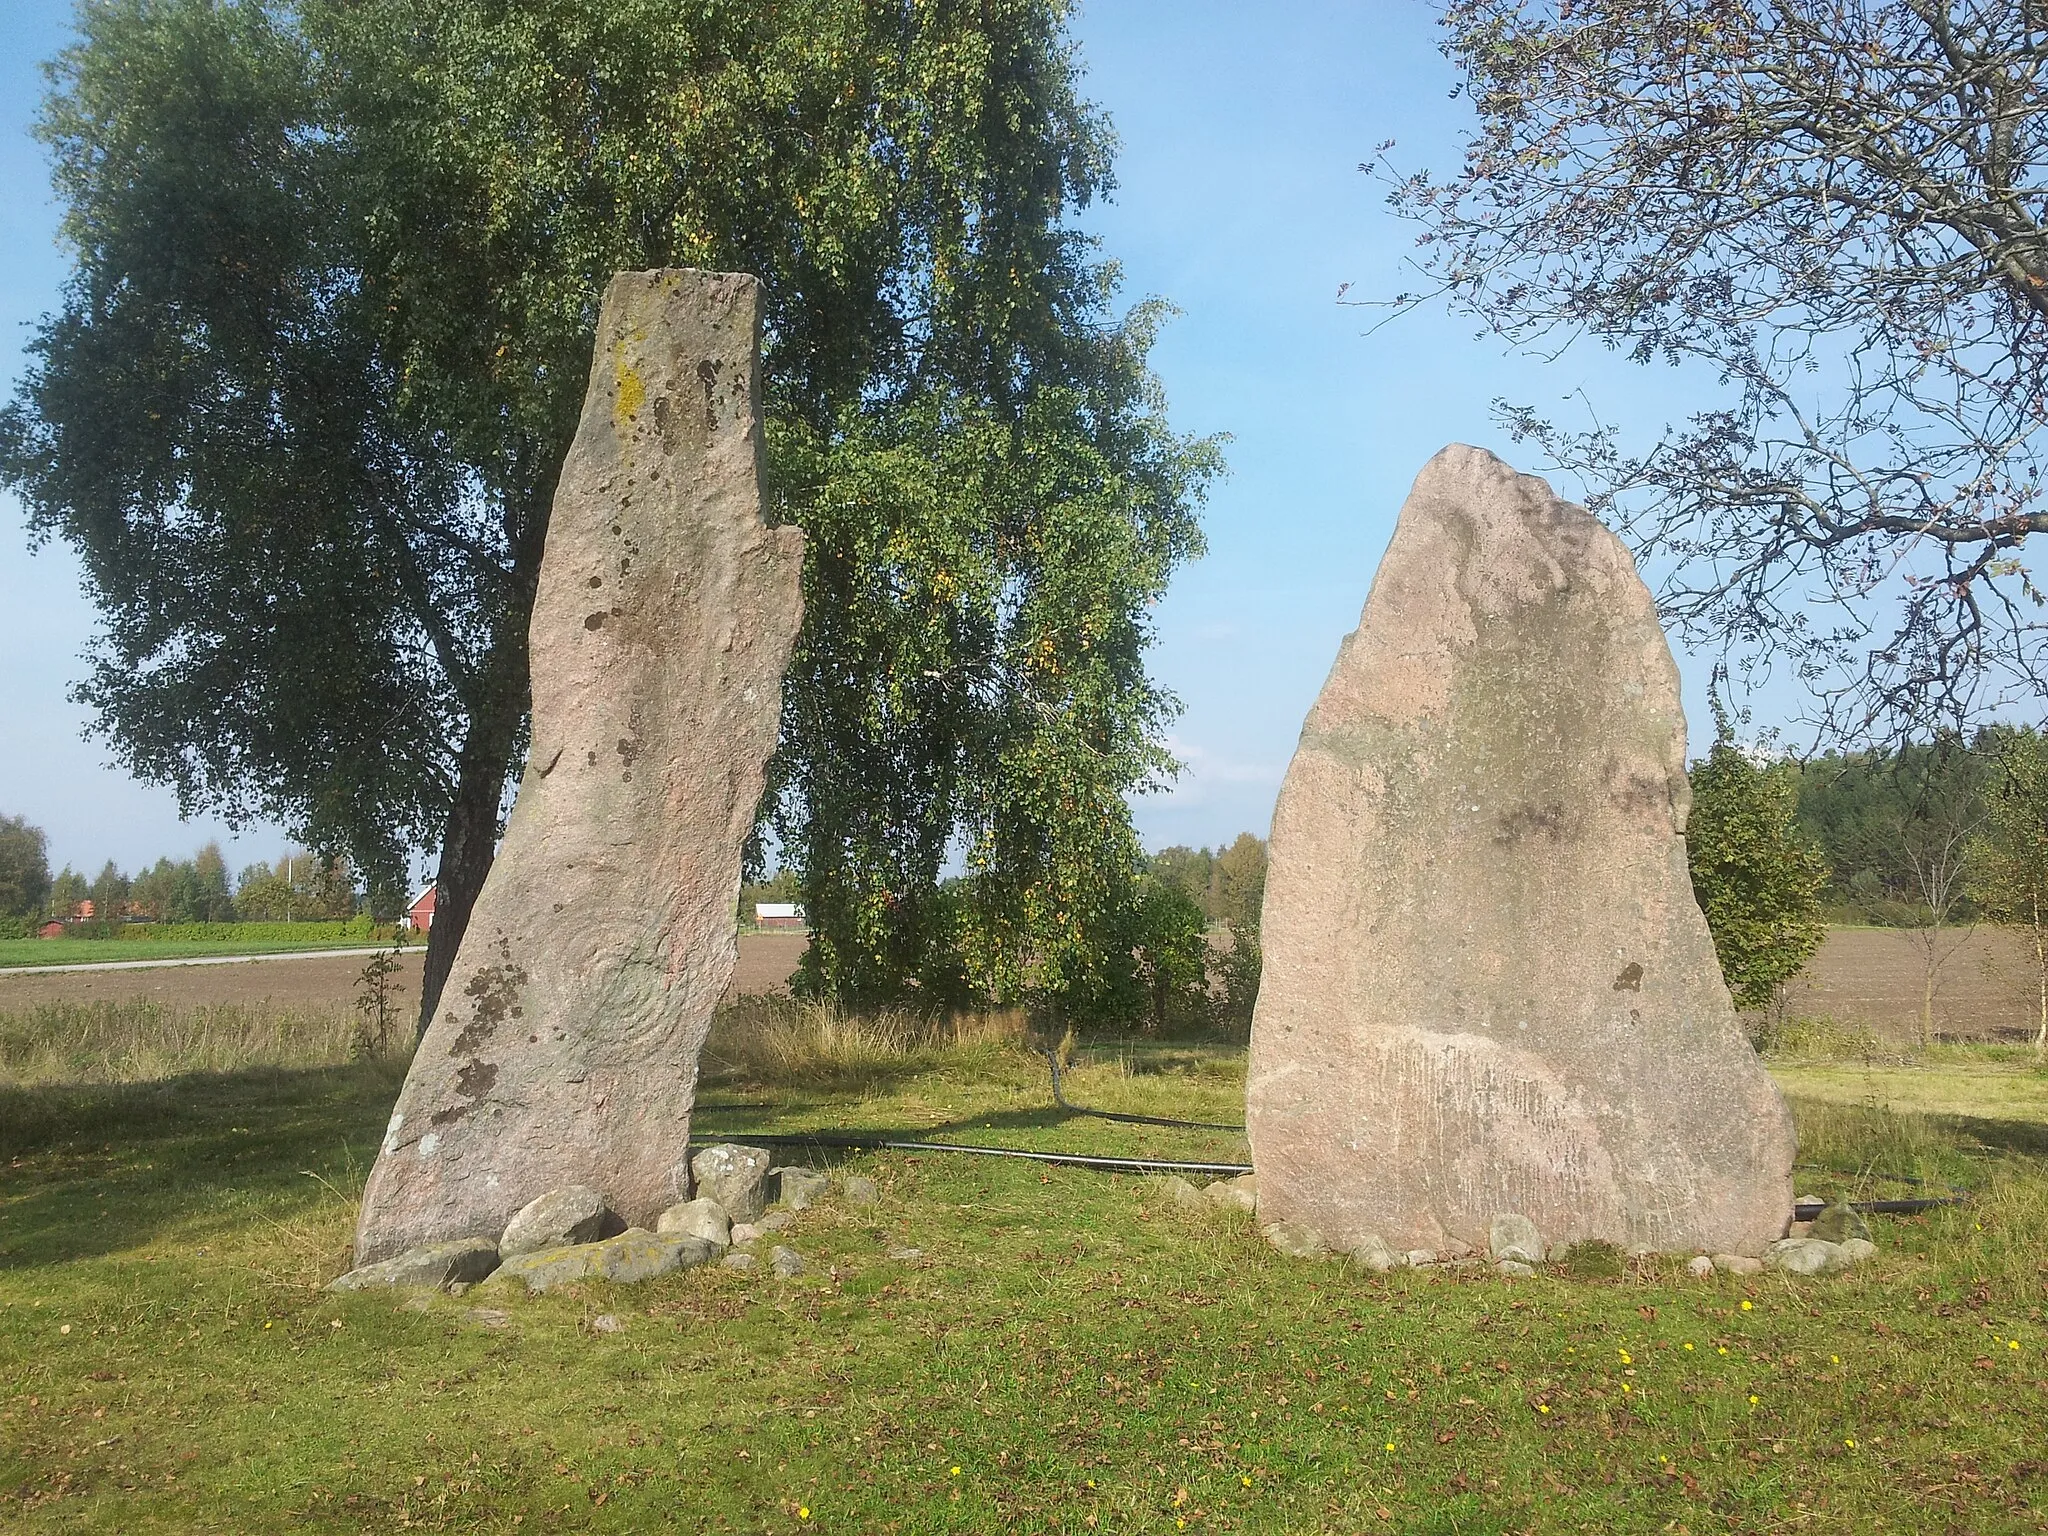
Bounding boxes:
[2012,1340,2023,1351]
[1831,1355,1840,1365]
[1537,1404,1550,1415]
[1240,1476,1252,1487]
[1384,1441,1396,1453]
[950,1467,961,1477]
[1717,1347,1729,1356]
[1748,1395,1759,1406]
[1621,1383,1632,1394]
[1682,1343,1693,1352]
[799,1509,811,1521]
[1844,1439,1856,1450]
[1740,1300,1753,1312]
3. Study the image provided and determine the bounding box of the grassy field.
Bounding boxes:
[0,937,391,970]
[4,1000,2048,1533]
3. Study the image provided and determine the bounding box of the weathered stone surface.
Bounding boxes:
[655,1197,731,1249]
[1246,446,1797,1259]
[1488,1214,1544,1265]
[1837,1237,1878,1267]
[773,1167,829,1211]
[1159,1175,1205,1210]
[1765,1237,1844,1276]
[1712,1253,1764,1276]
[353,271,804,1265]
[482,1229,717,1294]
[770,1245,806,1278]
[1809,1203,1873,1245]
[1496,1260,1535,1279]
[721,1251,756,1272]
[842,1175,881,1207]
[326,1238,500,1293]
[1686,1255,1715,1279]
[500,1186,613,1258]
[692,1144,773,1224]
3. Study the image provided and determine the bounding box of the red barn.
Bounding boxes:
[403,884,437,932]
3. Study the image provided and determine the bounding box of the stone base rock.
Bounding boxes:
[1810,1203,1874,1245]
[1496,1260,1535,1279]
[1685,1255,1715,1279]
[1488,1215,1544,1265]
[1764,1237,1876,1276]
[350,271,805,1265]
[656,1197,731,1249]
[1203,1175,1258,1214]
[1712,1253,1764,1276]
[326,1238,500,1293]
[773,1167,829,1210]
[770,1246,805,1278]
[842,1175,880,1207]
[1246,446,1796,1259]
[482,1230,717,1295]
[693,1144,772,1224]
[1350,1234,1406,1273]
[500,1186,614,1258]
[1264,1220,1328,1259]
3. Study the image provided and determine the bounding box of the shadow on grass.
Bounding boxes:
[0,1059,403,1271]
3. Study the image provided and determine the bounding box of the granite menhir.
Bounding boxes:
[354,270,803,1264]
[1246,445,1795,1259]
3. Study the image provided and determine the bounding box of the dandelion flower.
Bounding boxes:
[2012,1340,2022,1351]
[950,1467,961,1477]
[1748,1395,1759,1406]
[1682,1343,1693,1352]
[1537,1405,1550,1415]
[799,1508,811,1521]
[1717,1347,1728,1356]
[1844,1439,1856,1450]
[1240,1476,1252,1487]
[1384,1441,1396,1453]
[1740,1300,1753,1312]
[1831,1355,1839,1365]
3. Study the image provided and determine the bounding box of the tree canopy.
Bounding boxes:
[1686,716,1829,1011]
[3,0,1215,1025]
[1385,0,2048,740]
[0,816,52,918]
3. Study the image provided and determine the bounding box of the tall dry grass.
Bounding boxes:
[0,999,372,1086]
[700,994,1031,1091]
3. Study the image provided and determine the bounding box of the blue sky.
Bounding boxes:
[0,0,1735,878]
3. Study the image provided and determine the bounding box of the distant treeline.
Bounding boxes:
[1785,738,2002,925]
[0,816,372,926]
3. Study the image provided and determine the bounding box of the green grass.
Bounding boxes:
[4,1005,2048,1532]
[0,936,390,969]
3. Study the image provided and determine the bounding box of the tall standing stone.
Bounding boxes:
[353,270,804,1265]
[1247,445,1794,1259]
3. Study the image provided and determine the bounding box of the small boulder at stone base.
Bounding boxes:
[483,1230,716,1295]
[655,1197,731,1249]
[693,1145,772,1223]
[1203,1175,1258,1214]
[1350,1234,1405,1273]
[1765,1238,1845,1276]
[500,1186,614,1259]
[1488,1214,1544,1265]
[326,1238,500,1293]
[771,1246,806,1278]
[842,1175,880,1207]
[1264,1220,1327,1259]
[1809,1203,1874,1245]
[773,1167,829,1210]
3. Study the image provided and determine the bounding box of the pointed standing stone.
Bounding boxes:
[353,270,804,1265]
[1246,445,1794,1259]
